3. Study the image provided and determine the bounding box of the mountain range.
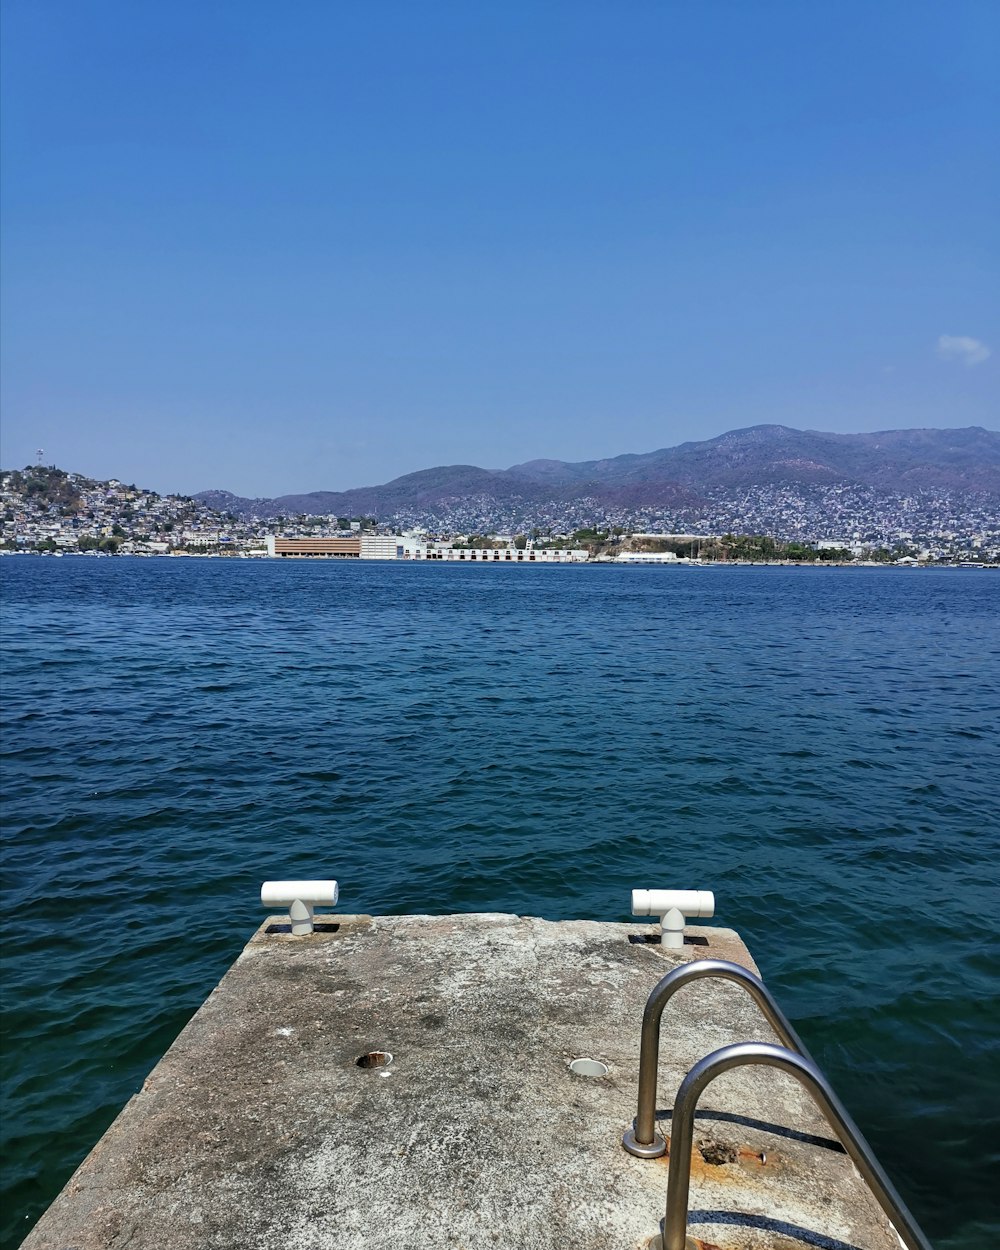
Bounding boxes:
[195,424,1000,520]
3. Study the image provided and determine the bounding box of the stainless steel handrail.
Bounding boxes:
[622,959,813,1158]
[660,1041,932,1250]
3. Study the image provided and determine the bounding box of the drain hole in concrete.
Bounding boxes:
[569,1058,609,1077]
[356,1051,393,1069]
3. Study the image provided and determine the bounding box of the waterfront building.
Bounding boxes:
[617,551,681,563]
[265,536,361,557]
[263,534,587,561]
[401,543,588,562]
[360,534,405,559]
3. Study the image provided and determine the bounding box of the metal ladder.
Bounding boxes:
[623,960,933,1250]
[622,958,812,1158]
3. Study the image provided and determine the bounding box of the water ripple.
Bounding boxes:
[1,558,998,1250]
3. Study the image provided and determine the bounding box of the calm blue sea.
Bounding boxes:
[1,557,998,1248]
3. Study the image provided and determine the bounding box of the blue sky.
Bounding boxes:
[2,0,997,496]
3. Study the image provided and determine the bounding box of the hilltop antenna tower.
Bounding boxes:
[36,449,44,466]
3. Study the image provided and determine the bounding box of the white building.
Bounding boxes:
[617,551,680,564]
[356,536,588,563]
[360,534,405,560]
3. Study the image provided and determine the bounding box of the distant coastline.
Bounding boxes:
[2,549,996,570]
[4,456,999,565]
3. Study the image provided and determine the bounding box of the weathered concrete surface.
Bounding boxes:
[24,915,902,1250]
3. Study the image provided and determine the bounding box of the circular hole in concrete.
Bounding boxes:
[569,1057,609,1077]
[356,1051,393,1069]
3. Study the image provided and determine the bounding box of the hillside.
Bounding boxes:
[195,425,1000,520]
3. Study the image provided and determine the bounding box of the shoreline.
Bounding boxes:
[2,550,997,569]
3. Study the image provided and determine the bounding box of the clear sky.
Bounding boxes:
[2,1,997,496]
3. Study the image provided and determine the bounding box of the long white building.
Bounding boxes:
[383,537,588,562]
[266,533,589,562]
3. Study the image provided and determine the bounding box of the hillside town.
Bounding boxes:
[2,464,998,564]
[355,480,1000,559]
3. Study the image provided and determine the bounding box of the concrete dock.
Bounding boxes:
[24,913,903,1250]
